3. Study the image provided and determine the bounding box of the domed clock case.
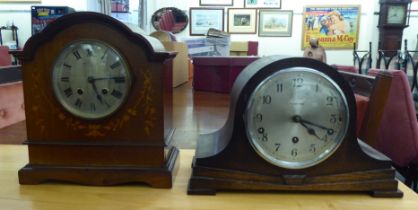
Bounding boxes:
[18,12,178,187]
[188,56,401,197]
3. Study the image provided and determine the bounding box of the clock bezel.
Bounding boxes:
[386,4,406,24]
[51,39,133,120]
[245,67,350,169]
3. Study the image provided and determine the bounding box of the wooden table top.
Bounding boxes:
[0,145,417,210]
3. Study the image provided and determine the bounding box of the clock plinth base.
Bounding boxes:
[188,163,402,197]
[371,189,404,198]
[18,147,179,188]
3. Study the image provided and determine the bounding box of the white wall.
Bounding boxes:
[0,0,92,49]
[150,0,418,65]
[0,0,417,65]
[404,12,418,51]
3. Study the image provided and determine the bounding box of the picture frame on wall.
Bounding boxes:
[244,0,281,9]
[200,0,233,6]
[258,9,293,37]
[302,5,361,50]
[190,8,224,36]
[227,8,257,34]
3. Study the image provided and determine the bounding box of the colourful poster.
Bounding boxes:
[302,6,361,49]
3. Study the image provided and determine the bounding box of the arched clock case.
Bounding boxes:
[188,56,402,197]
[18,12,178,187]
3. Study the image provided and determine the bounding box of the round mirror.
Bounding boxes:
[151,7,188,34]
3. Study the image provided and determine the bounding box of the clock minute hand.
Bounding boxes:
[299,118,335,135]
[292,115,321,140]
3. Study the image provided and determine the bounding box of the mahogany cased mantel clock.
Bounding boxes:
[18,12,179,187]
[188,56,402,197]
[377,0,411,54]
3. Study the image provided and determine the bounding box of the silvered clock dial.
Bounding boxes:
[245,68,349,169]
[52,40,132,119]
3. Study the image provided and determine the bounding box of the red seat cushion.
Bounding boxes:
[368,69,418,166]
[355,94,369,136]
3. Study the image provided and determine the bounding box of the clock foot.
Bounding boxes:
[18,147,179,188]
[371,189,404,198]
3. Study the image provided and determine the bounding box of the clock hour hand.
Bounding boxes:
[292,115,321,140]
[87,76,103,104]
[298,118,335,135]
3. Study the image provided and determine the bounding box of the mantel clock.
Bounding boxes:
[188,56,402,197]
[18,12,178,187]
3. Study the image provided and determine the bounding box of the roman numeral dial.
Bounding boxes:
[52,40,132,119]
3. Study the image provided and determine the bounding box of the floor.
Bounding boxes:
[0,81,230,149]
[171,81,230,149]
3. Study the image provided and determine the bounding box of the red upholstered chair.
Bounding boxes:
[0,46,12,66]
[355,94,369,135]
[367,68,418,191]
[339,70,392,139]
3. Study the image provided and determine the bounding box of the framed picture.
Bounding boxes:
[190,8,224,36]
[244,0,281,9]
[111,0,129,13]
[259,9,292,37]
[302,5,361,50]
[227,8,257,34]
[200,0,233,6]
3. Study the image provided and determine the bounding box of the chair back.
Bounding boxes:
[368,69,418,167]
[340,71,392,142]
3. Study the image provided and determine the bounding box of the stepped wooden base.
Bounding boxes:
[188,164,403,197]
[19,147,179,188]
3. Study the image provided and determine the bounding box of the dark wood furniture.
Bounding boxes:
[192,56,259,93]
[0,65,21,84]
[8,49,22,65]
[188,57,401,197]
[18,12,179,187]
[377,0,411,57]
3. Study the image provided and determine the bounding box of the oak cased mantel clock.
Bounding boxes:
[377,0,411,54]
[18,12,179,187]
[188,56,402,197]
